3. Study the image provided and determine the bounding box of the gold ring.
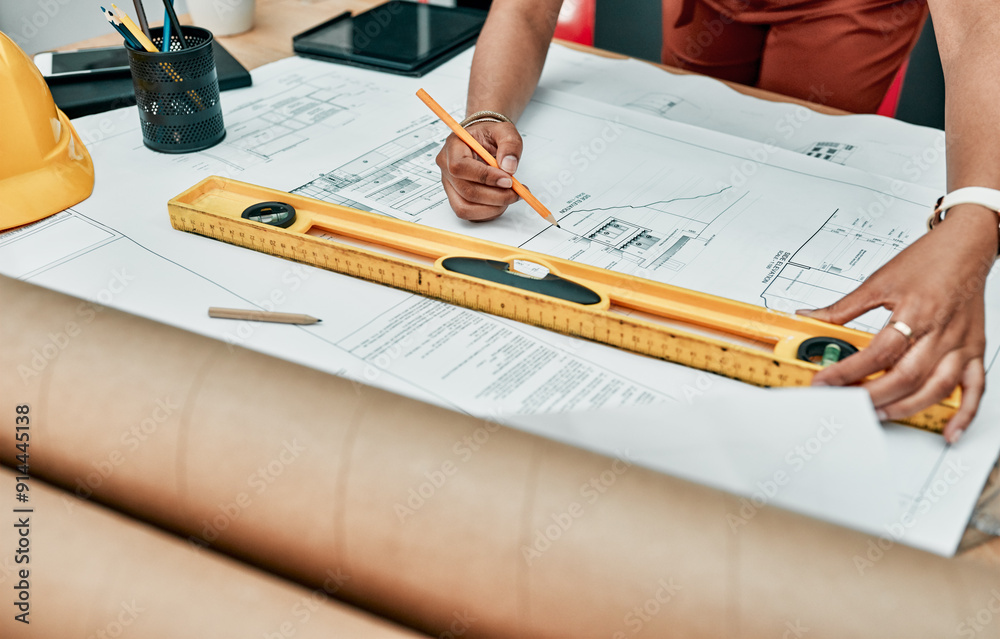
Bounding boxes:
[889,320,914,342]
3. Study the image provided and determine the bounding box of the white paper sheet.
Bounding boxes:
[511,387,898,537]
[3,46,998,556]
[541,50,947,190]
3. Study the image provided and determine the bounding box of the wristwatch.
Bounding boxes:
[927,186,1000,255]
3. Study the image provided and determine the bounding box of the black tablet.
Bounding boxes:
[293,1,487,77]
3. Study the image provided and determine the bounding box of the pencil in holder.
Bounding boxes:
[125,26,226,153]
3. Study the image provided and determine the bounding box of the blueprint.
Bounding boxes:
[293,85,936,338]
[554,56,948,190]
[2,46,997,556]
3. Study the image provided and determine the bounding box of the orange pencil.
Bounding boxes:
[416,89,560,228]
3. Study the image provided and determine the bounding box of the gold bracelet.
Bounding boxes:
[459,110,512,128]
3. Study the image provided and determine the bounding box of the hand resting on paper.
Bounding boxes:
[801,204,997,444]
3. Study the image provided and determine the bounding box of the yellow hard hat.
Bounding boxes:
[0,30,94,231]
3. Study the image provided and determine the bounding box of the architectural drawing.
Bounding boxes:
[294,120,451,218]
[0,52,996,556]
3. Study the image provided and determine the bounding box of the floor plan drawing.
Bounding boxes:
[293,119,451,219]
[760,205,914,331]
[183,60,406,174]
[523,182,750,278]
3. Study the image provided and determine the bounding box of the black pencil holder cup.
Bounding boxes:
[125,26,226,153]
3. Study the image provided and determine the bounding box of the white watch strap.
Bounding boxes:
[937,187,1000,216]
[929,187,1000,257]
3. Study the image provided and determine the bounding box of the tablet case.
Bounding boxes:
[47,41,251,120]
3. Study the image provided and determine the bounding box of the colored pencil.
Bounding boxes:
[132,0,151,39]
[161,0,174,52]
[159,0,187,49]
[111,4,157,52]
[415,89,560,228]
[102,6,142,49]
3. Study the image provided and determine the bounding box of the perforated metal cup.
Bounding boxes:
[125,26,226,153]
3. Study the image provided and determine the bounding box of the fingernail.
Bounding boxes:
[811,380,828,387]
[946,429,964,445]
[875,409,887,421]
[795,309,815,317]
[501,155,518,174]
[497,177,513,189]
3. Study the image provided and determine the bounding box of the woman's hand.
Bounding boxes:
[801,205,997,443]
[435,121,523,221]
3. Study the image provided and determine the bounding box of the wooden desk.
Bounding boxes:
[60,0,1000,567]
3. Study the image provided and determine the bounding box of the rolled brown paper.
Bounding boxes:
[2,274,999,638]
[0,467,419,638]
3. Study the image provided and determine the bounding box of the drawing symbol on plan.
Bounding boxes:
[625,93,684,117]
[801,141,857,164]
[583,218,690,270]
[614,91,709,126]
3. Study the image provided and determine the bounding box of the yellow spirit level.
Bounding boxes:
[168,176,958,432]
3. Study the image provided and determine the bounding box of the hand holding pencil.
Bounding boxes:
[419,89,559,227]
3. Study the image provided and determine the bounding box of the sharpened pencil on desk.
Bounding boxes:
[415,88,561,229]
[208,308,322,325]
